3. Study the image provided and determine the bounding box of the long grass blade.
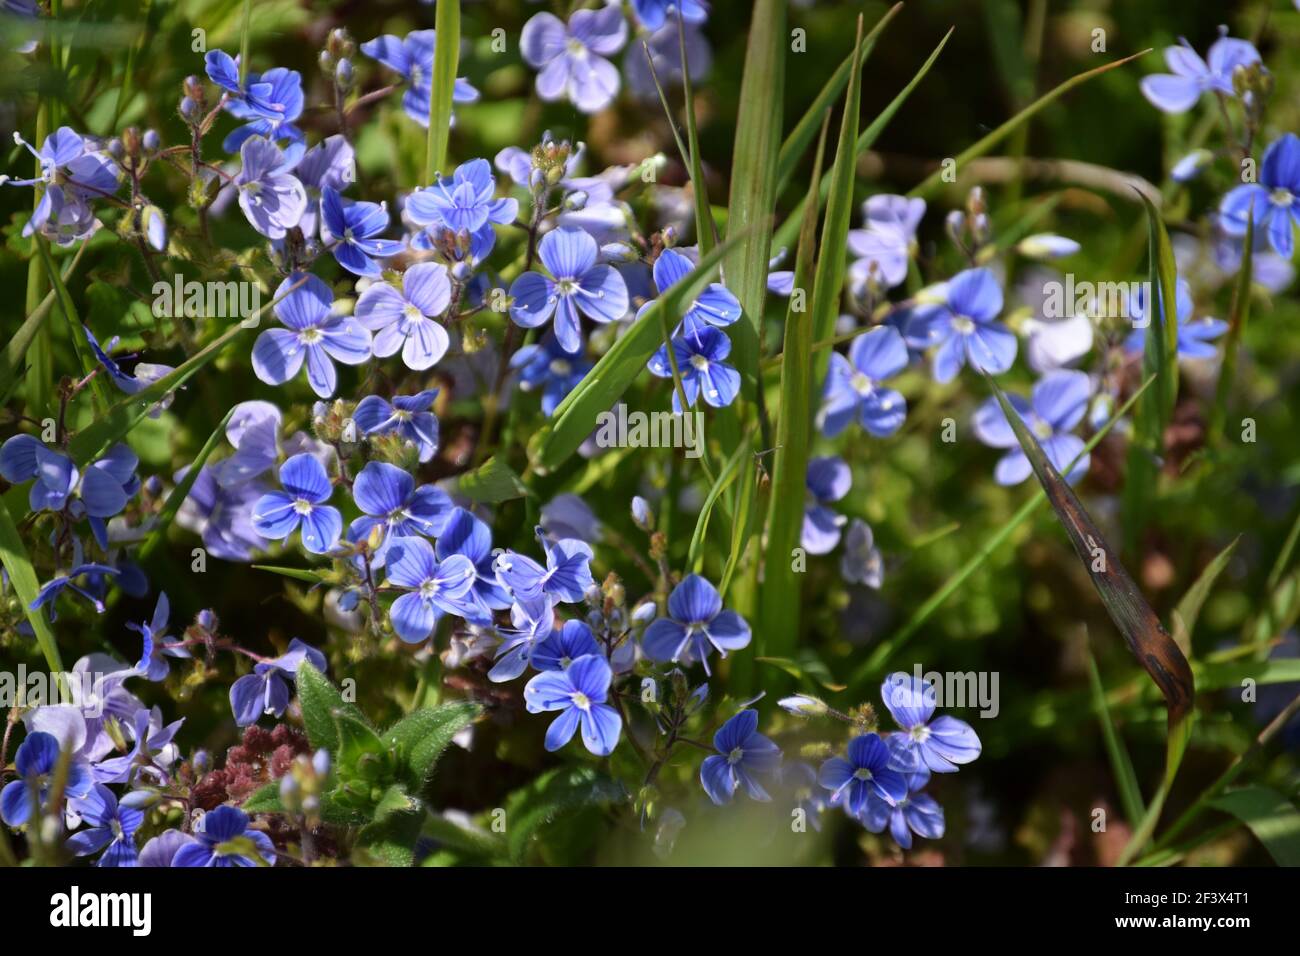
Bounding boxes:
[425,0,460,184]
[136,407,236,562]
[1086,643,1146,828]
[0,496,64,674]
[1210,206,1254,442]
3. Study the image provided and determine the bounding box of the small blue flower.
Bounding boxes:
[252,273,371,398]
[633,0,709,31]
[355,262,453,370]
[699,709,782,805]
[859,759,944,849]
[802,456,850,555]
[229,639,327,727]
[1123,278,1228,359]
[129,592,191,682]
[523,653,622,755]
[233,136,306,240]
[436,507,513,614]
[3,126,120,245]
[907,267,1016,383]
[93,706,184,786]
[173,806,276,867]
[509,226,629,354]
[1221,133,1300,258]
[1139,34,1261,114]
[493,528,595,605]
[294,134,356,239]
[352,389,441,463]
[641,248,741,336]
[30,563,120,618]
[222,65,305,152]
[66,783,142,867]
[348,460,453,564]
[321,186,404,277]
[0,731,93,826]
[489,596,556,682]
[138,829,198,867]
[384,537,483,643]
[847,195,925,293]
[361,30,481,127]
[532,620,602,672]
[511,333,593,417]
[647,325,740,411]
[641,574,750,675]
[251,453,343,554]
[817,733,908,815]
[840,519,884,589]
[204,50,289,123]
[407,158,519,235]
[880,672,983,772]
[520,6,627,113]
[83,326,174,411]
[818,326,909,437]
[972,369,1092,486]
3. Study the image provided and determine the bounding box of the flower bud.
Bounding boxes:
[778,694,829,718]
[142,129,160,152]
[563,190,588,211]
[630,496,654,531]
[335,58,355,92]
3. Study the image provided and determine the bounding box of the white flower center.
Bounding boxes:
[850,371,875,396]
[727,747,744,765]
[571,691,591,711]
[299,328,323,345]
[1271,187,1294,207]
[853,767,874,782]
[549,358,572,377]
[689,354,710,372]
[292,498,313,515]
[951,315,975,334]
[909,725,931,743]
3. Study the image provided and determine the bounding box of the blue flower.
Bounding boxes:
[511,333,593,416]
[1139,34,1260,114]
[294,134,356,239]
[251,453,342,554]
[1123,278,1228,359]
[647,325,741,411]
[233,136,306,240]
[360,30,480,127]
[633,0,709,31]
[204,50,290,123]
[858,757,944,849]
[699,709,782,805]
[641,574,750,675]
[840,519,884,588]
[384,537,482,643]
[520,7,627,113]
[817,733,908,815]
[489,596,556,682]
[847,195,925,293]
[229,638,327,727]
[352,389,441,463]
[972,369,1091,486]
[83,326,174,412]
[908,267,1016,382]
[348,460,453,564]
[493,528,595,605]
[523,653,621,755]
[321,186,404,277]
[3,126,120,245]
[436,507,512,613]
[532,620,602,672]
[1220,133,1300,258]
[802,456,850,554]
[138,829,198,867]
[641,248,741,336]
[407,158,519,235]
[66,783,142,867]
[173,806,276,867]
[222,65,305,152]
[818,326,909,437]
[30,563,119,618]
[252,273,371,398]
[0,731,93,826]
[93,706,184,786]
[355,262,453,370]
[880,672,983,772]
[509,226,629,354]
[129,592,191,682]
[177,466,269,562]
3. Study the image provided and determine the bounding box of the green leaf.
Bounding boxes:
[334,708,386,770]
[687,435,750,572]
[0,497,64,674]
[296,662,368,754]
[774,2,901,193]
[909,50,1149,198]
[760,110,830,668]
[241,781,286,815]
[455,456,529,504]
[421,812,505,863]
[529,235,741,473]
[36,236,110,413]
[723,0,785,391]
[355,806,426,867]
[251,564,329,584]
[1208,787,1300,867]
[2,241,88,402]
[371,783,418,823]
[1086,646,1145,828]
[385,700,481,792]
[1170,536,1241,657]
[506,766,626,865]
[1210,202,1254,441]
[772,27,952,255]
[424,0,459,184]
[136,407,235,561]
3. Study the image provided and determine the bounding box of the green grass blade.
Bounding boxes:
[3,241,88,402]
[772,27,952,255]
[238,0,252,86]
[774,2,901,193]
[1207,787,1300,867]
[909,50,1149,198]
[1086,644,1146,828]
[528,235,742,473]
[760,112,830,667]
[849,373,1157,690]
[425,0,460,184]
[36,236,111,413]
[0,496,64,673]
[687,435,750,572]
[252,565,329,584]
[136,406,236,562]
[1210,206,1254,442]
[1170,535,1240,657]
[25,80,52,419]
